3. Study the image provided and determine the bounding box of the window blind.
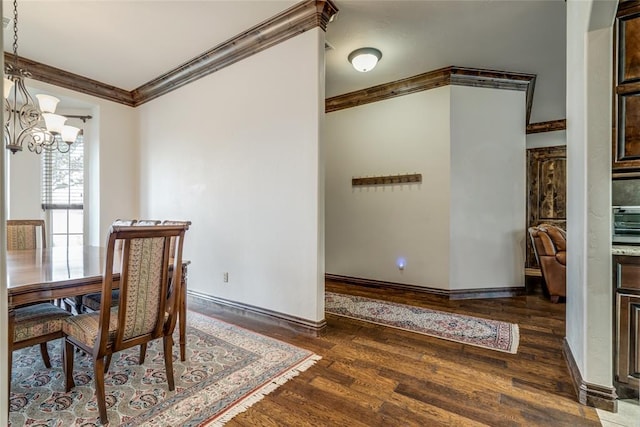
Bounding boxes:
[41,134,84,210]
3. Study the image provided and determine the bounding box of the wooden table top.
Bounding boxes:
[6,246,120,303]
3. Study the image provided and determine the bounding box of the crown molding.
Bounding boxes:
[131,0,338,106]
[526,119,567,134]
[5,0,338,108]
[325,66,537,124]
[3,53,135,106]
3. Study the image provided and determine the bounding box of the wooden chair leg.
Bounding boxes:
[139,343,147,365]
[180,283,186,361]
[8,307,15,399]
[104,354,112,374]
[39,342,52,368]
[163,335,175,391]
[550,295,561,303]
[94,356,108,424]
[64,340,76,392]
[8,347,13,391]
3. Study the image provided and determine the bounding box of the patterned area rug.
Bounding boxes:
[10,311,320,426]
[326,292,519,354]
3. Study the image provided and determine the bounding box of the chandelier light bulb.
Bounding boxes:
[36,94,61,114]
[4,77,14,99]
[42,113,67,134]
[61,125,80,143]
[348,47,382,72]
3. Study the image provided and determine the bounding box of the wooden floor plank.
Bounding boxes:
[189,280,604,426]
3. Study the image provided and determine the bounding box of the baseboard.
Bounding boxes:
[187,290,327,337]
[562,338,618,412]
[325,274,526,300]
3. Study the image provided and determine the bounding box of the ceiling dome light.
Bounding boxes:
[348,47,382,72]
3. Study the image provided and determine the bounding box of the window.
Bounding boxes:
[41,134,84,247]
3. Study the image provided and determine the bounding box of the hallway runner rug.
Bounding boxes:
[9,311,320,426]
[326,292,519,354]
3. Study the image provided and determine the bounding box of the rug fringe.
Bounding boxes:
[510,324,520,354]
[207,354,322,426]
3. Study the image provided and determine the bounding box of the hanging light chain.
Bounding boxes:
[12,0,19,65]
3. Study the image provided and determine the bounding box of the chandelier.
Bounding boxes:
[3,0,80,154]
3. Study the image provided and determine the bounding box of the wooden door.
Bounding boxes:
[526,146,567,270]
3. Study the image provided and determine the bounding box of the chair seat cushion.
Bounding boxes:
[14,303,73,343]
[82,290,120,312]
[62,307,119,348]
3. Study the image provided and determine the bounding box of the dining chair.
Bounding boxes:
[63,223,188,425]
[9,303,73,386]
[80,219,138,313]
[8,219,67,311]
[135,219,161,225]
[162,220,192,361]
[6,219,71,383]
[80,219,170,363]
[7,219,46,250]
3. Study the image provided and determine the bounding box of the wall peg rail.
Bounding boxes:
[352,173,422,186]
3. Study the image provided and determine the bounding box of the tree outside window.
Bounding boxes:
[41,134,84,247]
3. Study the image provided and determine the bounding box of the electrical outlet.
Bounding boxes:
[223,272,229,283]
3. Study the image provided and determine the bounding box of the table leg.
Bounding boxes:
[179,264,188,361]
[7,305,15,410]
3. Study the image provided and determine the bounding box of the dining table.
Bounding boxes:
[6,245,190,361]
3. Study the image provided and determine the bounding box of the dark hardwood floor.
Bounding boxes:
[188,280,602,426]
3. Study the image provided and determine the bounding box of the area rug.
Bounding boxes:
[325,292,519,354]
[9,311,320,426]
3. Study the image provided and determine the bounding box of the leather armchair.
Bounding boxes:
[528,224,566,303]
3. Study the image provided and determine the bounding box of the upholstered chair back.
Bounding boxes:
[103,224,187,348]
[7,219,46,250]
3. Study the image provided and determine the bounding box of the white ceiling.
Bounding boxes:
[2,0,566,123]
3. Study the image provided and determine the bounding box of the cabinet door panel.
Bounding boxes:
[634,303,640,376]
[613,8,640,172]
[618,94,640,161]
[620,14,640,84]
[617,293,640,386]
[614,255,640,290]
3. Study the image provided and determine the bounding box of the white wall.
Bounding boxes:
[526,130,566,149]
[449,86,526,290]
[138,29,325,322]
[7,142,42,220]
[325,88,451,289]
[566,0,616,388]
[325,84,526,291]
[95,101,139,245]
